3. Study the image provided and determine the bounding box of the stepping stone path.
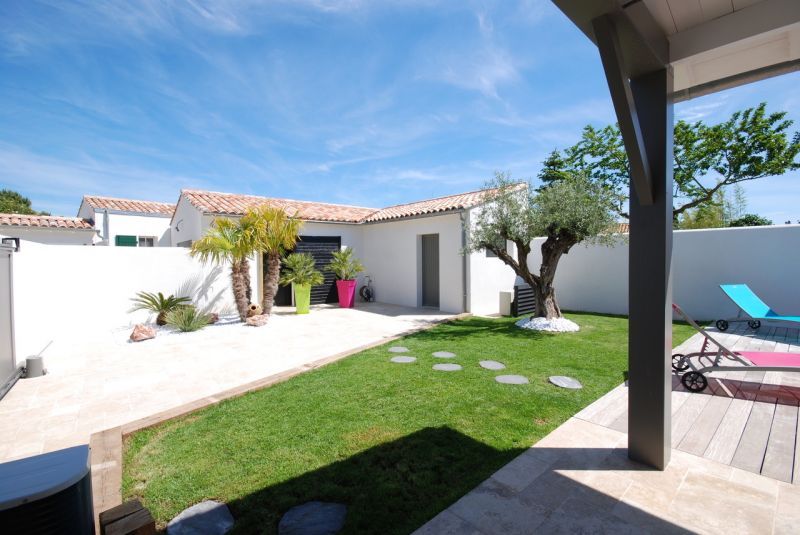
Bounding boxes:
[433,363,462,372]
[549,375,583,389]
[167,500,234,535]
[388,346,409,353]
[278,501,347,535]
[432,351,456,358]
[495,375,529,385]
[479,360,506,370]
[390,356,417,364]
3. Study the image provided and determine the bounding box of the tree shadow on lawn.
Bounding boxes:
[409,317,549,342]
[218,427,689,534]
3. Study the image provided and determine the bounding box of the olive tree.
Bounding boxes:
[467,172,619,319]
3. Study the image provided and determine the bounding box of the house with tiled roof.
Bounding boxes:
[78,195,176,247]
[0,214,97,245]
[171,186,519,315]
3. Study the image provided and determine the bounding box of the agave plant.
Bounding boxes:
[165,306,210,332]
[326,248,364,280]
[279,253,324,287]
[130,291,192,326]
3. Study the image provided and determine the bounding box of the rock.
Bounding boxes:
[549,376,583,389]
[207,313,219,324]
[432,363,462,372]
[245,314,269,327]
[247,303,263,317]
[390,356,417,363]
[278,501,347,535]
[496,375,529,385]
[388,346,409,353]
[479,360,506,370]
[130,324,156,342]
[167,500,234,535]
[432,351,456,358]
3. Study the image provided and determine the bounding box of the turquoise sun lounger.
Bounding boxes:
[716,284,800,331]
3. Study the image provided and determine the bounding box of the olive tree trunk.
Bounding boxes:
[261,252,281,315]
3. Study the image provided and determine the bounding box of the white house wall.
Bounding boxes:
[465,206,518,316]
[0,228,95,246]
[525,225,800,320]
[362,213,465,313]
[79,204,171,246]
[10,241,257,358]
[170,199,204,247]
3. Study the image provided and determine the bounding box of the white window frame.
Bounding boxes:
[138,236,156,247]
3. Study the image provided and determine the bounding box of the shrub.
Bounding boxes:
[279,253,325,287]
[327,248,364,280]
[130,291,192,326]
[165,306,210,332]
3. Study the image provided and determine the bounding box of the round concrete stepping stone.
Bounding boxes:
[479,360,506,370]
[167,500,234,535]
[432,351,456,358]
[549,375,583,389]
[495,375,529,385]
[433,363,462,371]
[388,346,409,353]
[390,356,417,364]
[278,501,347,535]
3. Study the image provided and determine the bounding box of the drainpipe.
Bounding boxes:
[102,209,110,246]
[459,211,469,313]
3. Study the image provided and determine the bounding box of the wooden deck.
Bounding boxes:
[576,322,800,483]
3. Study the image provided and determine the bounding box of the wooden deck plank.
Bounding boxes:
[574,384,627,423]
[671,391,714,448]
[730,400,776,474]
[761,403,798,482]
[704,397,754,465]
[678,394,733,456]
[593,386,630,427]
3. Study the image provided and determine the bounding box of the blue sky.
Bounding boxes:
[1,0,798,222]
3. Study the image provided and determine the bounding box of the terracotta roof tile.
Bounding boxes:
[83,195,175,216]
[181,190,378,223]
[0,214,95,230]
[362,186,512,222]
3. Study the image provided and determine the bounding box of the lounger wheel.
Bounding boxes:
[681,372,708,393]
[671,354,690,372]
[748,320,761,330]
[715,319,729,331]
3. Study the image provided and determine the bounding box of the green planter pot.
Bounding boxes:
[293,283,311,314]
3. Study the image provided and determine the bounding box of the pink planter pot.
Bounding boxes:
[336,279,357,308]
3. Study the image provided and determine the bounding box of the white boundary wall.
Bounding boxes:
[527,225,800,321]
[11,240,257,358]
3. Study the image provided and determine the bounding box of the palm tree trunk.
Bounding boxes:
[242,256,252,304]
[262,252,281,315]
[231,260,250,321]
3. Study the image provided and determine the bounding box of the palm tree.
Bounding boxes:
[190,218,256,322]
[243,206,302,315]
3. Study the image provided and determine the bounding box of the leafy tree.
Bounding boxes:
[467,172,618,319]
[547,103,800,220]
[244,206,302,316]
[729,214,773,227]
[190,217,257,322]
[0,189,49,215]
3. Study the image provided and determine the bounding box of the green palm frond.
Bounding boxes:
[165,306,210,332]
[242,206,302,256]
[129,291,192,314]
[190,217,256,265]
[279,253,325,287]
[327,248,364,280]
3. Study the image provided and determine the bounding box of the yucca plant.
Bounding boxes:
[327,248,364,280]
[130,291,192,326]
[279,253,325,287]
[165,306,210,332]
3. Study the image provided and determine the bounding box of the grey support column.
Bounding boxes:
[593,13,674,470]
[627,68,674,470]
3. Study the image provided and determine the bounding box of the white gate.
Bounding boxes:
[0,242,17,398]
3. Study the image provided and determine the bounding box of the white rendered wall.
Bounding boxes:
[170,199,204,247]
[362,214,465,313]
[0,228,95,246]
[79,204,172,246]
[10,241,258,358]
[525,225,800,320]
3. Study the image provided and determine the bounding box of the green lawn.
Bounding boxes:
[123,313,695,533]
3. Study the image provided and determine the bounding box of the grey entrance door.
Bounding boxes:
[421,234,439,308]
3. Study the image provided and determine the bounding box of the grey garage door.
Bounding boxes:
[0,244,17,399]
[421,234,440,308]
[274,236,342,306]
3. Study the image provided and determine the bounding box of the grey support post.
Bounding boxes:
[593,14,674,470]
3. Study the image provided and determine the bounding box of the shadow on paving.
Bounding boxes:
[203,427,691,534]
